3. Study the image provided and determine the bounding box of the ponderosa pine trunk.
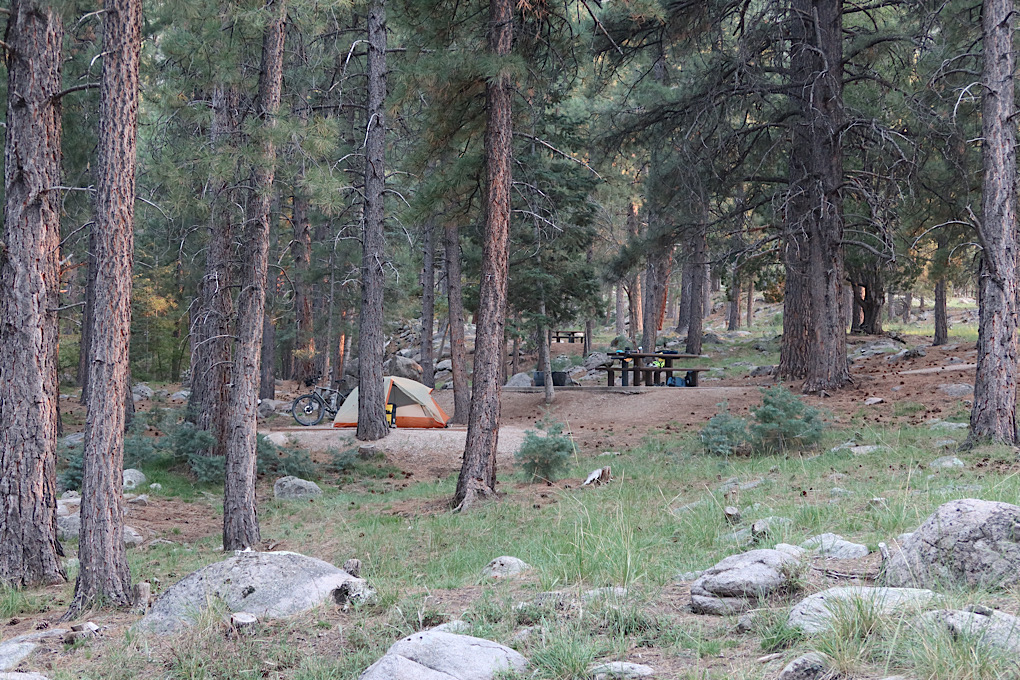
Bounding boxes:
[615,285,626,337]
[676,259,693,333]
[187,83,236,459]
[778,0,850,392]
[685,221,706,356]
[444,222,470,423]
[455,0,512,509]
[746,277,754,327]
[0,0,67,587]
[626,204,642,344]
[727,270,741,331]
[420,222,436,388]
[357,0,389,441]
[969,0,1018,445]
[222,0,285,550]
[293,187,316,385]
[67,0,142,615]
[934,278,948,345]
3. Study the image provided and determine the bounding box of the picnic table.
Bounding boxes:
[552,330,585,343]
[600,351,712,387]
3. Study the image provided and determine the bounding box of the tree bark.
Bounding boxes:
[614,285,626,337]
[901,291,912,322]
[676,259,693,333]
[292,187,316,386]
[419,221,436,388]
[357,0,390,441]
[455,0,512,509]
[685,220,706,356]
[221,0,286,551]
[68,0,142,615]
[538,319,554,405]
[0,0,67,587]
[746,277,754,327]
[727,271,741,331]
[969,0,1018,445]
[186,83,236,460]
[444,222,470,423]
[626,204,642,343]
[259,309,276,398]
[934,278,949,345]
[777,0,850,392]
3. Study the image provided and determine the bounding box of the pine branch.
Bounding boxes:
[51,82,101,102]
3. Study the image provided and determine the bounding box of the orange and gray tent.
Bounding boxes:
[332,376,450,429]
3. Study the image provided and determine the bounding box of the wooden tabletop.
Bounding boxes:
[607,352,701,360]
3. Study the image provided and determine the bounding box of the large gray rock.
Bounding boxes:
[504,373,533,388]
[435,359,453,372]
[0,630,68,671]
[136,551,368,634]
[583,352,611,371]
[62,433,84,448]
[122,468,146,491]
[928,456,965,469]
[777,653,828,680]
[383,356,423,382]
[273,476,323,500]
[481,556,531,580]
[787,586,938,634]
[359,630,527,680]
[885,499,1020,589]
[690,549,799,615]
[918,607,1020,653]
[800,533,869,560]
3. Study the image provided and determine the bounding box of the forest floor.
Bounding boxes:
[15,300,1010,680]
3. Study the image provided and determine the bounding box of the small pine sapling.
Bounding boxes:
[515,415,574,482]
[748,385,824,454]
[699,402,749,457]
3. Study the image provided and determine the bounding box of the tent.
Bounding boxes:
[332,376,450,429]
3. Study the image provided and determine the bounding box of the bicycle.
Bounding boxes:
[291,385,344,426]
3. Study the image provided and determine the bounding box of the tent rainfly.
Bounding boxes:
[332,376,450,429]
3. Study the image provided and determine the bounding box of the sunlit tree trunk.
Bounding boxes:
[0,0,67,588]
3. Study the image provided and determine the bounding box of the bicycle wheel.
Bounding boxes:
[292,394,325,426]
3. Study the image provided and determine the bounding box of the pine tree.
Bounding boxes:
[68,0,143,615]
[0,0,67,588]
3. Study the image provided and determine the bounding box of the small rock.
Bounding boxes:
[229,612,259,634]
[170,390,190,401]
[262,432,289,447]
[131,383,154,400]
[128,494,149,505]
[435,359,452,371]
[481,556,532,580]
[431,620,471,634]
[591,661,655,679]
[343,558,362,578]
[123,468,146,491]
[691,549,800,615]
[788,586,938,633]
[869,497,888,508]
[273,476,322,500]
[750,365,776,377]
[581,587,628,602]
[504,372,533,388]
[62,433,85,448]
[928,420,969,431]
[850,445,882,455]
[735,612,756,633]
[124,526,144,549]
[357,445,379,459]
[800,533,869,559]
[724,506,741,524]
[751,516,791,542]
[676,571,704,582]
[864,397,884,405]
[934,439,957,449]
[510,627,533,643]
[928,456,965,469]
[777,652,828,680]
[829,487,852,497]
[938,383,974,398]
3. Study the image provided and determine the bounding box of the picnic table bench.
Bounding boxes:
[552,330,585,343]
[599,352,712,387]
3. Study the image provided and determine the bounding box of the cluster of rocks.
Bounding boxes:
[55,469,154,547]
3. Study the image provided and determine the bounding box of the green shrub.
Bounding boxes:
[326,446,359,474]
[58,445,84,491]
[187,453,226,484]
[699,387,824,456]
[257,437,319,479]
[515,415,574,482]
[699,403,748,456]
[749,385,824,453]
